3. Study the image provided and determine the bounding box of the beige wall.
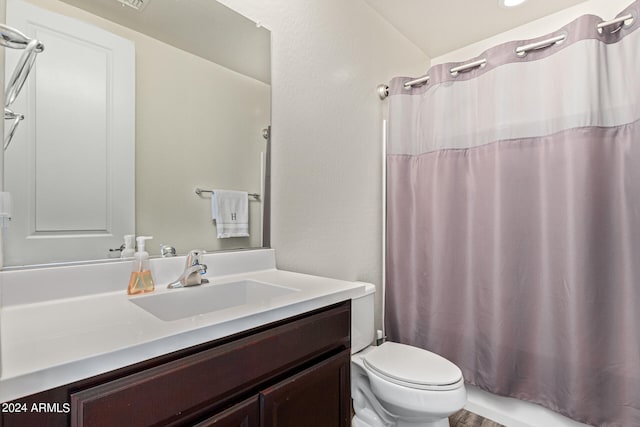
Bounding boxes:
[217,0,429,329]
[20,0,270,257]
[134,39,269,255]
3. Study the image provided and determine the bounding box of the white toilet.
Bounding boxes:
[351,284,466,427]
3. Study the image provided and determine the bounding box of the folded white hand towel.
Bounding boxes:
[211,190,249,238]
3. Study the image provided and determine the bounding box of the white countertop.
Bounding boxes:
[0,249,368,402]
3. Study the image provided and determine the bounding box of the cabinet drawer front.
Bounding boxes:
[70,302,350,427]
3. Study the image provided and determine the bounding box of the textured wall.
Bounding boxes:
[217,0,428,327]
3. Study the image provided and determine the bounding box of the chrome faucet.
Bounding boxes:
[167,250,208,289]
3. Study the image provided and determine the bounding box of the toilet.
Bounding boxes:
[351,284,466,427]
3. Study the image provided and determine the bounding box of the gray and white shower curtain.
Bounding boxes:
[385,3,640,426]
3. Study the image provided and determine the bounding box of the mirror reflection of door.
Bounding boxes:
[4,0,135,266]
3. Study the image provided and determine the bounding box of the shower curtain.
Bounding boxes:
[385,3,640,426]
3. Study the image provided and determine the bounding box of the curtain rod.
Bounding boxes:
[377,12,635,100]
[377,73,430,98]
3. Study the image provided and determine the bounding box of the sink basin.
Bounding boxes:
[130,280,298,321]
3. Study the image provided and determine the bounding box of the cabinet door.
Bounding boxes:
[194,396,259,427]
[69,304,349,426]
[260,350,351,427]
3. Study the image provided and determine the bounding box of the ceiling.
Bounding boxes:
[364,0,588,58]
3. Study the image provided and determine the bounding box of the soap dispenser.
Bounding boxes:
[121,234,135,258]
[128,236,155,295]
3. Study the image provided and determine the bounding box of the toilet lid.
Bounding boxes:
[363,342,463,390]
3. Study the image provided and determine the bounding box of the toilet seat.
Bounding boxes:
[363,342,463,391]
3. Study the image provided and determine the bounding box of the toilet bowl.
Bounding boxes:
[351,284,466,427]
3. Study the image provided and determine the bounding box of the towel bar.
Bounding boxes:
[194,187,260,199]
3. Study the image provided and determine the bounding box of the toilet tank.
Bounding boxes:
[351,283,376,354]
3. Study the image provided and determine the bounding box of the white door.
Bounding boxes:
[4,0,135,266]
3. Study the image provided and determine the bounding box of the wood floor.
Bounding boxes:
[449,409,505,427]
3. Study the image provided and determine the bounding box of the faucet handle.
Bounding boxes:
[160,244,176,257]
[186,249,206,266]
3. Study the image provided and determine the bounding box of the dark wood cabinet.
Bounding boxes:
[260,350,351,427]
[194,396,259,427]
[1,301,351,427]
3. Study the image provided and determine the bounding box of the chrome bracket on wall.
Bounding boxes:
[0,23,44,150]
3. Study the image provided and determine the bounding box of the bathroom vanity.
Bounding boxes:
[2,302,351,426]
[0,249,365,426]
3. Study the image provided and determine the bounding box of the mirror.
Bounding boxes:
[2,0,271,267]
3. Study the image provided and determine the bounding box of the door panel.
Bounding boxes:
[4,0,134,266]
